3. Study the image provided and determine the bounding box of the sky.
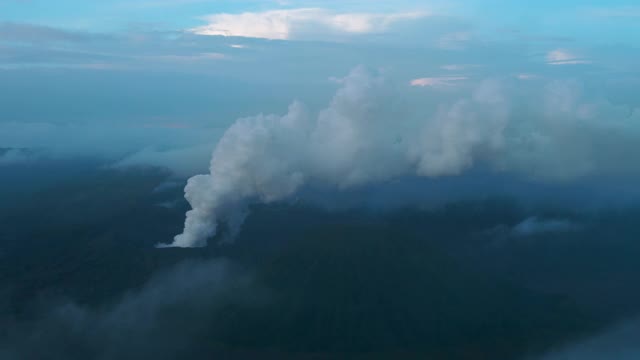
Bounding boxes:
[2,0,639,41]
[0,0,639,178]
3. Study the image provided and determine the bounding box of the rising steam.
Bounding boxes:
[163,67,640,248]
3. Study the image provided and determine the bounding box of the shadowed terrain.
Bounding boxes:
[1,166,640,359]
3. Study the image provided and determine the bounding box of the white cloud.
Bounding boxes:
[546,49,591,65]
[441,64,479,71]
[190,8,428,40]
[410,76,468,88]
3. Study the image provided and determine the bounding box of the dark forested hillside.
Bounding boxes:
[1,167,639,359]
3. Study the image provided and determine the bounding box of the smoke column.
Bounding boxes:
[164,67,640,248]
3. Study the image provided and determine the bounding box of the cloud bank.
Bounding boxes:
[112,144,214,178]
[166,66,640,248]
[190,8,428,40]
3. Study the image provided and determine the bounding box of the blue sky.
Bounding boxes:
[0,0,639,179]
[2,0,639,40]
[1,0,638,50]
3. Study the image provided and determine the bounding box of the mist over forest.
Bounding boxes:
[1,159,640,359]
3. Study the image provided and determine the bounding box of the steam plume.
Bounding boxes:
[165,67,508,247]
[165,67,640,248]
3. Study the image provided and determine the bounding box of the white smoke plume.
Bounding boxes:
[164,67,640,248]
